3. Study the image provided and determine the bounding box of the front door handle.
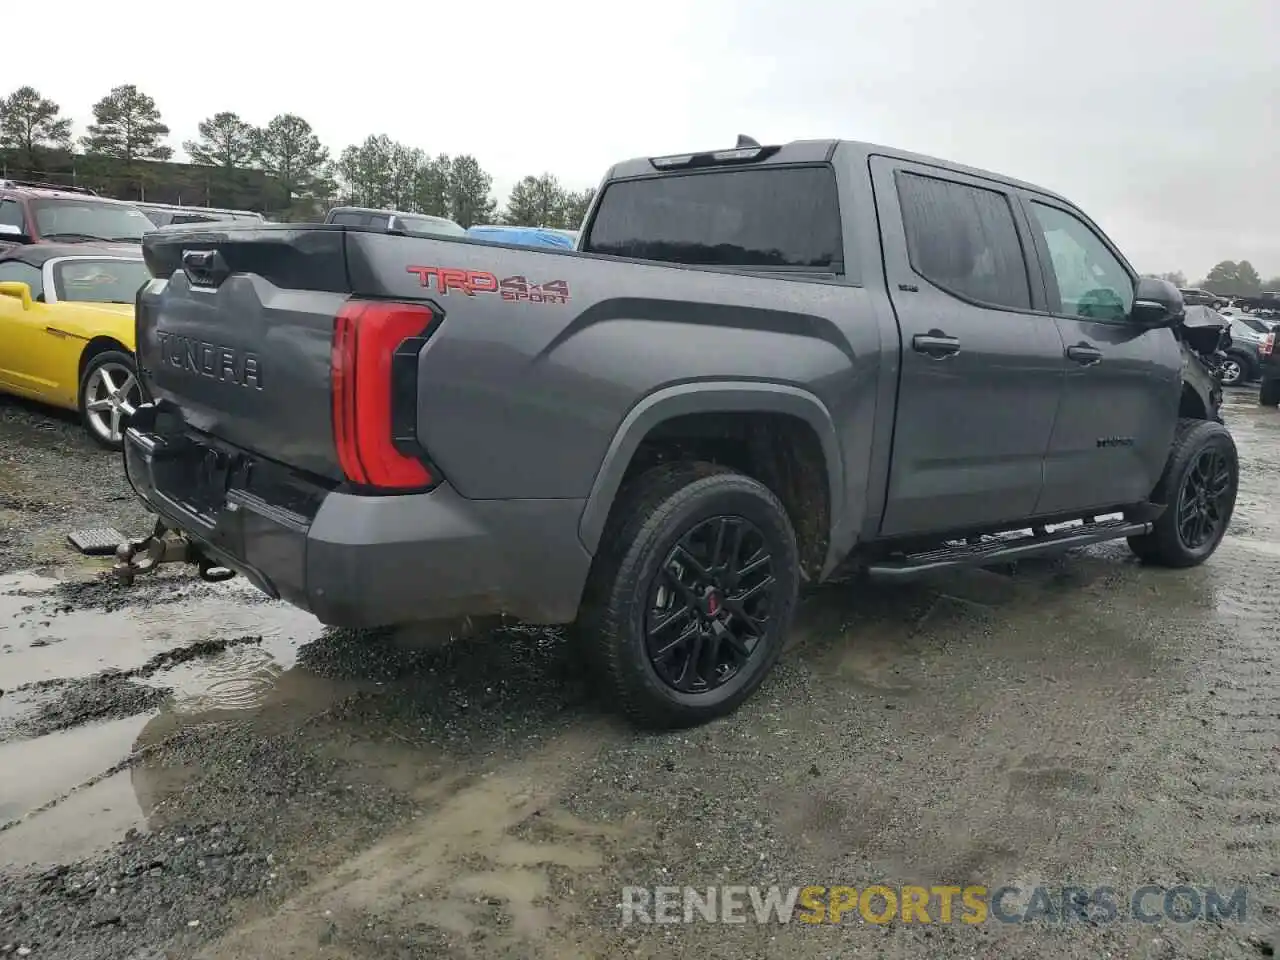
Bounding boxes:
[1065,343,1103,365]
[912,332,961,358]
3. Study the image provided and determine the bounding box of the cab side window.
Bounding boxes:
[1028,202,1134,322]
[0,198,27,232]
[0,261,44,300]
[896,172,1032,311]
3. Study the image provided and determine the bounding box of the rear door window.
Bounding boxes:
[583,166,844,272]
[896,172,1032,311]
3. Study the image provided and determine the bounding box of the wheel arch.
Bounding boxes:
[577,382,844,571]
[78,336,133,384]
[1178,381,1209,421]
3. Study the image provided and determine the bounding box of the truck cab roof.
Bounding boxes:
[603,138,1072,206]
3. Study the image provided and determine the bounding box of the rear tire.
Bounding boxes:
[78,349,140,451]
[1128,418,1237,567]
[577,462,800,729]
[1260,378,1280,407]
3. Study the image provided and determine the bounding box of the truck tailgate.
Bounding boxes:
[137,226,353,481]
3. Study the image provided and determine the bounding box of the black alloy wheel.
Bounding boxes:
[646,515,776,693]
[1128,417,1238,567]
[578,462,801,729]
[1175,446,1233,550]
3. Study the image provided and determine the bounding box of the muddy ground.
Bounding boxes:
[0,392,1277,959]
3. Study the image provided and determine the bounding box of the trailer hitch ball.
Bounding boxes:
[111,521,195,586]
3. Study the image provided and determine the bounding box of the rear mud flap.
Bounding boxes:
[111,517,237,587]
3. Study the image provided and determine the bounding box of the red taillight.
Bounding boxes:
[1262,332,1275,357]
[332,300,439,491]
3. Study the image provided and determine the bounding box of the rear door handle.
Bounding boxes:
[912,333,961,358]
[1065,344,1103,365]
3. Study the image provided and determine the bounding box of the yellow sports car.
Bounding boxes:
[0,243,149,449]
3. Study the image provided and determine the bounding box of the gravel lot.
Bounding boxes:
[1,391,1278,959]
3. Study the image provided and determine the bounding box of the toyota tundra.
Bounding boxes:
[117,137,1238,728]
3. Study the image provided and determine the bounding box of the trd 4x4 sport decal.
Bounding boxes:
[406,265,570,304]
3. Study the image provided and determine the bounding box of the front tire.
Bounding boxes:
[1128,418,1238,567]
[78,349,141,451]
[579,462,801,729]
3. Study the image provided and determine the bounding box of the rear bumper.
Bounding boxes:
[123,427,593,628]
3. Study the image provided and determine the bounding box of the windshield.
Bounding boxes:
[52,258,150,303]
[33,199,153,242]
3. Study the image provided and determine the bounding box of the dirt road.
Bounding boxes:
[1,393,1277,959]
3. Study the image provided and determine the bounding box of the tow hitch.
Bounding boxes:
[111,518,237,587]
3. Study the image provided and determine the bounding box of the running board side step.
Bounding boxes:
[865,518,1154,580]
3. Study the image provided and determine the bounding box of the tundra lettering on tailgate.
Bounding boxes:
[156,331,263,389]
[406,265,570,304]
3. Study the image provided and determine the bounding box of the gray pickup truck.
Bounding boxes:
[117,137,1237,728]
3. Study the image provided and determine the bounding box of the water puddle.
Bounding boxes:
[0,570,347,864]
[0,714,152,866]
[0,571,323,690]
[0,713,151,825]
[138,636,294,714]
[0,769,146,867]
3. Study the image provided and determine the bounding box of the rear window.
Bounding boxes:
[328,212,369,227]
[399,216,466,237]
[171,212,227,225]
[583,166,843,271]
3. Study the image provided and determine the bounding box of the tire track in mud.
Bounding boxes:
[9,633,267,698]
[194,724,626,960]
[1181,572,1280,926]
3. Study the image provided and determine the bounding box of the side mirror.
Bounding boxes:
[0,223,32,244]
[0,281,33,310]
[1131,277,1184,328]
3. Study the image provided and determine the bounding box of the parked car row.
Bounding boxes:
[0,184,267,448]
[1181,286,1280,318]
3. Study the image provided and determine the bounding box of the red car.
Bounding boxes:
[0,180,153,253]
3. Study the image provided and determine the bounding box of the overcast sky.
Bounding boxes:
[11,0,1277,280]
